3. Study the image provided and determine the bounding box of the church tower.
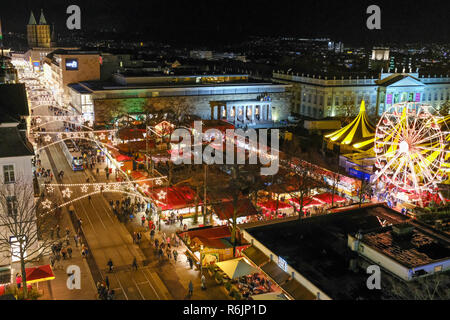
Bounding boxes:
[27,9,51,48]
[26,11,38,47]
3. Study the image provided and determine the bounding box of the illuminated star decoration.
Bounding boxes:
[46,186,54,193]
[80,185,89,193]
[104,184,111,191]
[41,199,52,209]
[98,132,106,140]
[36,118,42,124]
[44,135,52,142]
[155,179,163,186]
[113,183,121,190]
[94,184,102,192]
[157,190,167,200]
[62,187,73,198]
[140,184,149,194]
[89,132,95,138]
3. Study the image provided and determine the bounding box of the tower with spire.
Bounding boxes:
[27,9,51,48]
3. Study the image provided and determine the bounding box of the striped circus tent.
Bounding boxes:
[325,100,375,151]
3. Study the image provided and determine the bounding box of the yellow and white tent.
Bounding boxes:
[325,100,375,151]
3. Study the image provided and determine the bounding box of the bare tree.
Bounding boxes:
[389,273,450,300]
[0,178,56,299]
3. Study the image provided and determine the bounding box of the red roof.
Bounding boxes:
[258,199,292,211]
[212,198,258,221]
[191,120,235,133]
[116,154,133,162]
[289,197,323,208]
[179,226,232,249]
[149,186,199,211]
[313,193,346,204]
[16,265,55,284]
[118,128,145,140]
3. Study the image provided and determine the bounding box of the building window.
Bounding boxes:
[327,97,332,106]
[3,165,15,183]
[6,196,18,216]
[308,94,311,103]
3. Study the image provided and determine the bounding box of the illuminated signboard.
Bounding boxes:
[65,58,78,71]
[32,61,40,67]
[278,256,288,272]
[386,94,392,104]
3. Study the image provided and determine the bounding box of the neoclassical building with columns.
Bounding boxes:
[273,71,450,119]
[68,73,292,127]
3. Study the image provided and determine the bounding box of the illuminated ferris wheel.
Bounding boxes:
[373,102,447,194]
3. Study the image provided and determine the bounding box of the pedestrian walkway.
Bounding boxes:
[28,147,98,300]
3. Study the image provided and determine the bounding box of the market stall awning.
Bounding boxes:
[258,199,292,211]
[116,154,133,162]
[212,198,258,221]
[289,197,323,208]
[149,186,199,211]
[178,226,233,249]
[16,265,55,285]
[313,192,346,204]
[216,257,259,279]
[118,128,145,140]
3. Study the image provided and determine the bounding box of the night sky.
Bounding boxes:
[1,0,449,45]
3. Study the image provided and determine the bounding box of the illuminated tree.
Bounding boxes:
[0,178,56,299]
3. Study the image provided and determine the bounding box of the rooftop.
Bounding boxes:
[245,204,411,300]
[361,226,450,268]
[0,84,29,123]
[0,125,34,158]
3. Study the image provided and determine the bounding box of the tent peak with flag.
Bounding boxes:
[325,100,375,151]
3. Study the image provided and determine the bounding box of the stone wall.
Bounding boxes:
[93,92,292,125]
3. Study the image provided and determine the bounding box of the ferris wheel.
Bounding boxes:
[373,102,447,194]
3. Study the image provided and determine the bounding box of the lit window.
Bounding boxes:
[3,165,15,183]
[434,265,443,273]
[6,196,18,216]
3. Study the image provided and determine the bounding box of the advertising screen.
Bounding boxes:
[65,58,79,70]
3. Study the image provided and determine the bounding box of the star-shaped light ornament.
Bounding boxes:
[62,187,73,198]
[89,132,95,138]
[44,135,52,142]
[140,184,149,193]
[46,186,54,193]
[104,184,111,191]
[155,179,163,186]
[41,199,52,209]
[94,184,102,192]
[113,183,121,190]
[157,190,167,200]
[80,185,89,193]
[98,133,106,141]
[36,118,42,124]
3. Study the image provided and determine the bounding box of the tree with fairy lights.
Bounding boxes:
[0,177,58,299]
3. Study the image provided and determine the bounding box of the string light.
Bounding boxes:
[80,185,89,193]
[157,190,167,200]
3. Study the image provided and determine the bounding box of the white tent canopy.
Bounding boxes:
[215,258,259,279]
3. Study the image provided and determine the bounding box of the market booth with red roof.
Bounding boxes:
[289,197,323,212]
[257,199,294,217]
[148,186,201,218]
[312,192,347,204]
[178,226,251,265]
[0,265,56,297]
[211,198,258,225]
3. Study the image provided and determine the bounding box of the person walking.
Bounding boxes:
[105,276,110,290]
[150,229,155,241]
[141,215,146,227]
[188,280,193,296]
[65,227,70,237]
[56,225,61,238]
[73,234,79,247]
[173,249,178,262]
[201,274,206,290]
[132,257,138,271]
[107,258,114,272]
[188,256,193,269]
[67,245,73,259]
